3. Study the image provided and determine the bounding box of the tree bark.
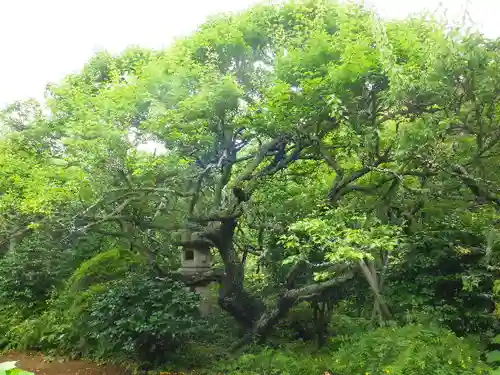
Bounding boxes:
[230,271,354,351]
[359,259,392,322]
[213,216,266,328]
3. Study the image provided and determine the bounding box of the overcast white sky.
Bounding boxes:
[0,0,498,108]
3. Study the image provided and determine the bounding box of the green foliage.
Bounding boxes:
[487,350,500,364]
[494,280,500,318]
[0,235,71,313]
[328,312,374,339]
[66,247,146,292]
[332,325,490,375]
[0,0,500,371]
[282,208,402,266]
[5,272,206,365]
[387,229,499,335]
[81,272,205,364]
[0,248,202,364]
[486,334,500,374]
[208,325,490,375]
[277,302,317,341]
[0,247,60,310]
[211,343,329,375]
[278,306,374,346]
[0,246,147,349]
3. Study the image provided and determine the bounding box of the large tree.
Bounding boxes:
[1,0,499,345]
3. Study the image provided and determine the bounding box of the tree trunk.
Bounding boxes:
[215,216,265,328]
[231,272,354,351]
[359,259,392,322]
[186,208,354,350]
[315,301,328,347]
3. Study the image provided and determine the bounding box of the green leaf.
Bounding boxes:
[486,351,500,364]
[7,369,35,375]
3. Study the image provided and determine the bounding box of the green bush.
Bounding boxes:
[485,334,500,375]
[0,243,64,310]
[10,271,208,366]
[278,302,317,341]
[1,246,208,367]
[211,343,330,375]
[494,280,500,319]
[81,272,207,365]
[332,324,490,375]
[8,283,109,354]
[0,307,27,348]
[66,247,146,292]
[386,231,498,336]
[0,233,112,310]
[209,325,491,375]
[0,248,145,352]
[0,237,71,348]
[328,313,374,336]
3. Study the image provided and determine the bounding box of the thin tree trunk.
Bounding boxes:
[359,259,392,321]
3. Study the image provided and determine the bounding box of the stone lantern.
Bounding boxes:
[178,238,216,316]
[178,246,212,276]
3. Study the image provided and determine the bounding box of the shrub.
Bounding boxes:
[0,248,146,353]
[211,343,330,375]
[210,325,491,375]
[15,271,207,365]
[81,272,207,365]
[386,231,498,335]
[332,324,490,375]
[1,247,208,367]
[485,334,500,375]
[0,307,27,348]
[0,237,71,348]
[278,302,317,341]
[0,242,65,311]
[66,247,146,292]
[14,283,110,355]
[494,280,500,318]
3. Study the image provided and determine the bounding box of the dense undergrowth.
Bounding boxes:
[0,247,496,374]
[0,247,498,373]
[1,0,500,374]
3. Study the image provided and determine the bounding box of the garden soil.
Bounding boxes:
[0,351,129,375]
